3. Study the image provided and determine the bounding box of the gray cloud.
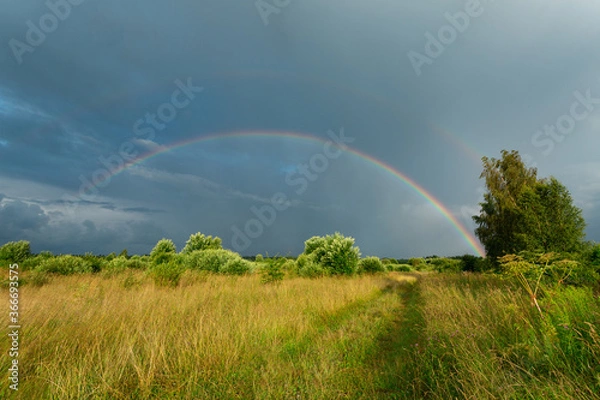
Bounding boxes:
[0,0,598,256]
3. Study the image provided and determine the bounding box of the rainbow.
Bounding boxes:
[428,123,483,165]
[87,130,485,257]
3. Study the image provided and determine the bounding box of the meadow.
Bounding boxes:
[1,268,598,399]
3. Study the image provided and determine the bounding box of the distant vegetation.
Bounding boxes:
[0,150,598,398]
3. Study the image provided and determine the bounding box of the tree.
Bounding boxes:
[518,177,586,253]
[473,150,586,263]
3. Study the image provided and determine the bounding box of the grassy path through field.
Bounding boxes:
[364,273,426,399]
[0,272,437,399]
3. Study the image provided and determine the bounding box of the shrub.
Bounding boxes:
[150,239,177,265]
[296,254,328,278]
[21,252,53,271]
[409,258,425,269]
[298,262,328,278]
[37,255,93,275]
[148,260,183,287]
[303,232,361,275]
[358,257,385,274]
[102,257,129,278]
[0,241,32,264]
[430,257,463,273]
[304,236,326,257]
[221,258,252,275]
[260,257,286,284]
[126,257,149,270]
[181,232,223,254]
[82,253,105,273]
[185,249,242,273]
[387,263,412,272]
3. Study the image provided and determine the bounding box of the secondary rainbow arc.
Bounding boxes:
[97,130,486,257]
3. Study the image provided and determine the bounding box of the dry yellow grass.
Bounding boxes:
[0,271,409,399]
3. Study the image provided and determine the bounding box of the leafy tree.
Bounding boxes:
[473,150,585,263]
[518,177,586,253]
[181,232,222,254]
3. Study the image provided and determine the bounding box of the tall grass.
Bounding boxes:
[1,270,597,399]
[397,274,600,399]
[0,271,415,399]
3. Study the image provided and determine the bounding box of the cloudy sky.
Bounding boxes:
[0,0,598,257]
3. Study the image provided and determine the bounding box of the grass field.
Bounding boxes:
[1,271,598,399]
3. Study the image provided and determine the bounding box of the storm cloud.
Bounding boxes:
[1,0,598,256]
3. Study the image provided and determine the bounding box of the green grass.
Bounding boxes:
[0,271,598,399]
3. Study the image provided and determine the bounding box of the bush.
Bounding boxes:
[0,241,31,264]
[126,257,149,270]
[150,239,177,265]
[387,263,412,272]
[409,258,426,269]
[260,257,286,284]
[298,262,329,278]
[221,258,252,275]
[181,232,223,254]
[430,257,463,273]
[20,252,53,271]
[102,257,129,278]
[37,255,93,275]
[296,254,329,278]
[303,232,361,275]
[185,249,242,273]
[82,253,105,273]
[148,260,183,287]
[358,257,385,274]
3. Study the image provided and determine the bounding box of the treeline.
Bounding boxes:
[0,231,509,288]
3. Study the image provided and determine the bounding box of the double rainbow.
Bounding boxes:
[91,130,485,257]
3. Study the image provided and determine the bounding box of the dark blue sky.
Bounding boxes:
[1,0,599,257]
